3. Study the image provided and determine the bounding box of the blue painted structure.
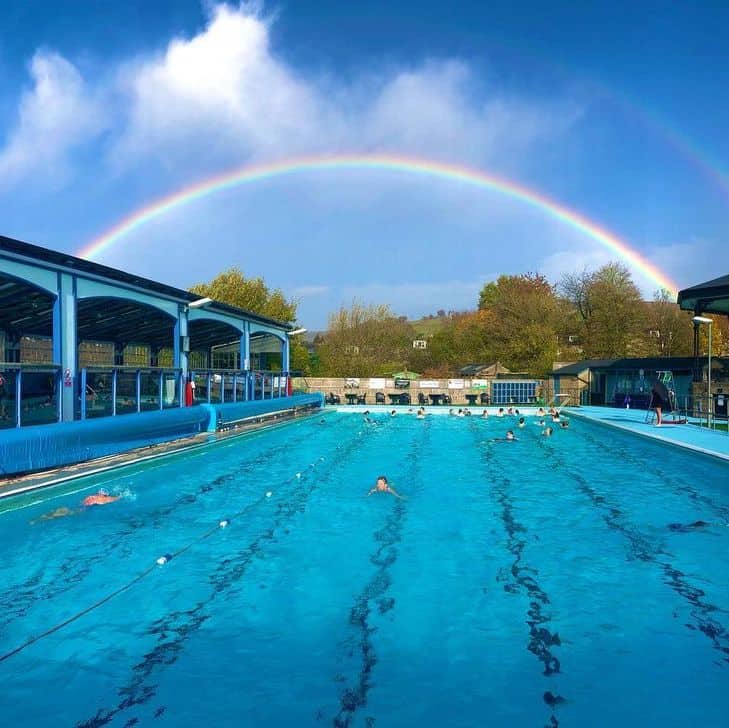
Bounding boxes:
[0,234,298,431]
[0,394,324,476]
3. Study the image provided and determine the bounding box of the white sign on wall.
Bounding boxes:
[368,378,386,389]
[419,380,439,388]
[448,379,465,389]
[472,379,489,389]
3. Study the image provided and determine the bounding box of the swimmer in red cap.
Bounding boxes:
[82,490,121,507]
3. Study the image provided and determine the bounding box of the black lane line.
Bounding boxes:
[331,418,430,728]
[0,430,316,634]
[476,428,565,728]
[537,437,729,665]
[579,428,729,523]
[73,423,386,728]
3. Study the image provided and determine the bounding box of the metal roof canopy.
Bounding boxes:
[677,273,729,316]
[0,234,292,330]
[0,276,55,336]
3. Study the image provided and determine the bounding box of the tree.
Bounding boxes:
[561,263,644,358]
[316,302,414,376]
[190,267,297,323]
[641,288,694,357]
[478,273,564,375]
[190,267,311,372]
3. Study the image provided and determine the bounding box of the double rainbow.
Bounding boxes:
[78,153,679,295]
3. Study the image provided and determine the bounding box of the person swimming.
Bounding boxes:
[559,420,569,429]
[542,426,554,437]
[481,409,489,418]
[390,409,397,416]
[496,408,504,417]
[668,520,711,532]
[518,417,526,428]
[82,489,122,507]
[416,408,426,419]
[367,475,404,499]
[31,489,122,524]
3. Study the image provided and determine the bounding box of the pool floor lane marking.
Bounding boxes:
[332,417,430,727]
[474,421,567,726]
[537,436,729,665]
[71,420,391,726]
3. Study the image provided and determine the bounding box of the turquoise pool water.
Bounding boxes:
[0,411,727,727]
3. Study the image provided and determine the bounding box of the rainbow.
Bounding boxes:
[78,153,680,295]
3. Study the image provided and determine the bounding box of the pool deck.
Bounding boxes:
[568,406,729,462]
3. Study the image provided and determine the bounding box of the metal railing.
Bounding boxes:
[188,369,292,405]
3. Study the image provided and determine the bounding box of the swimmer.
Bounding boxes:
[367,475,404,499]
[542,426,554,437]
[668,520,711,532]
[390,410,397,416]
[559,420,569,429]
[30,506,77,524]
[496,408,504,418]
[514,409,520,416]
[537,407,546,416]
[31,489,121,524]
[552,413,561,422]
[416,408,426,419]
[464,408,472,416]
[449,408,455,415]
[481,409,489,418]
[518,417,526,428]
[507,407,514,416]
[82,489,122,507]
[534,419,545,426]
[505,430,517,441]
[457,408,465,417]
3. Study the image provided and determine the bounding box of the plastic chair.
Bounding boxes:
[375,392,386,404]
[418,392,428,405]
[357,394,367,405]
[480,392,489,405]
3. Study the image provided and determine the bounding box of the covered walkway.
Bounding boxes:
[0,234,294,429]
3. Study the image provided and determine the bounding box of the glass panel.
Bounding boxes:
[84,371,113,418]
[115,371,139,414]
[140,372,160,411]
[162,372,179,408]
[0,368,17,428]
[20,369,58,426]
[157,348,174,367]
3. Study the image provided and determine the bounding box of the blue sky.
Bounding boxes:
[1,1,727,327]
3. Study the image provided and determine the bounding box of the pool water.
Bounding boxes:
[0,411,727,727]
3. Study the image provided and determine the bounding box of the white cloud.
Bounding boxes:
[0,52,105,189]
[109,3,578,172]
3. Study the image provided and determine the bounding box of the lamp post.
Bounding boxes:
[693,316,713,427]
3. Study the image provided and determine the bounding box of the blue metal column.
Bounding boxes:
[52,272,77,422]
[175,304,189,407]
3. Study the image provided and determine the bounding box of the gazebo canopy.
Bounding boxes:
[391,370,421,380]
[677,273,729,316]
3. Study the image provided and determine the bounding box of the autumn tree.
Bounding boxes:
[316,302,414,376]
[478,273,564,375]
[190,267,297,323]
[190,267,310,372]
[560,263,644,358]
[640,288,695,357]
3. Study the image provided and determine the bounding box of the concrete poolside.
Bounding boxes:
[568,406,729,462]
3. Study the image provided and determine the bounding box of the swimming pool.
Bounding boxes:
[0,411,727,726]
